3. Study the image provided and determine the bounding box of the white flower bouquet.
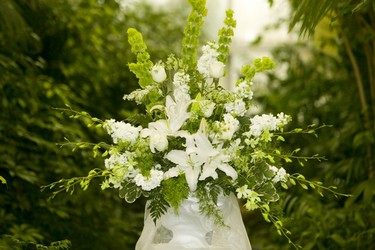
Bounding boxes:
[45,0,347,248]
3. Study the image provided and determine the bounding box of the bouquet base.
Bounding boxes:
[136,193,252,250]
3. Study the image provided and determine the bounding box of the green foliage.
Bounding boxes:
[217,10,236,63]
[0,0,187,249]
[162,175,190,212]
[127,28,154,88]
[0,235,71,250]
[119,182,142,203]
[195,183,225,226]
[247,3,375,245]
[181,0,207,68]
[240,56,275,82]
[148,189,170,223]
[289,0,375,36]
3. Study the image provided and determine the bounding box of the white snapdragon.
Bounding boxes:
[134,168,164,191]
[104,119,142,144]
[248,113,290,137]
[151,64,167,83]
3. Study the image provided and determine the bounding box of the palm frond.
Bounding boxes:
[289,0,339,36]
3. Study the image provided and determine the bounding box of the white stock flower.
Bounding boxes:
[212,113,240,142]
[197,42,220,78]
[235,81,253,99]
[225,99,247,116]
[151,64,167,83]
[172,72,191,103]
[248,113,290,137]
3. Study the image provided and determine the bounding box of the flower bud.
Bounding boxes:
[151,65,167,83]
[208,61,225,78]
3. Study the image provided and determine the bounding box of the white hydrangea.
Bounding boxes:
[134,168,164,191]
[225,99,247,116]
[248,113,290,137]
[104,119,142,144]
[103,151,139,189]
[104,152,129,169]
[197,42,220,78]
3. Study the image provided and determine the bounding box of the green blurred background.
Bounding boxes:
[0,0,374,249]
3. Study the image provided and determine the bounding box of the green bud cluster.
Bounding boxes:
[181,0,207,68]
[217,10,236,63]
[127,28,153,88]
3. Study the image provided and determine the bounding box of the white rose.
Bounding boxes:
[208,61,225,78]
[151,65,167,83]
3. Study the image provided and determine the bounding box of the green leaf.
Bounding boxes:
[148,191,169,223]
[0,176,6,184]
[119,182,142,203]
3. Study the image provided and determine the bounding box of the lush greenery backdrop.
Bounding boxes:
[1,0,374,249]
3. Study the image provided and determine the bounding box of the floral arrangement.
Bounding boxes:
[45,0,347,248]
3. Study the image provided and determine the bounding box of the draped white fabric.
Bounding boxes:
[136,193,252,250]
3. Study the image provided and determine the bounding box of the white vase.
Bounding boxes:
[136,193,252,250]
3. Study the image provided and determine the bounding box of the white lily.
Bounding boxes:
[141,95,191,153]
[192,123,238,181]
[165,146,204,191]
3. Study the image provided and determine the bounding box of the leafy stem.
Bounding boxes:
[53,104,105,128]
[41,168,110,199]
[259,204,301,249]
[58,138,110,158]
[288,174,351,198]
